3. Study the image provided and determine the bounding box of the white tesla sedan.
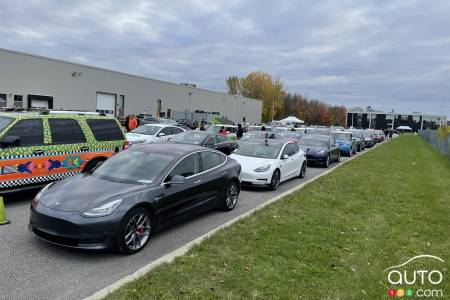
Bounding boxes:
[126,124,185,144]
[230,140,307,190]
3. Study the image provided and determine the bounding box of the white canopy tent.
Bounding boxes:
[279,116,304,124]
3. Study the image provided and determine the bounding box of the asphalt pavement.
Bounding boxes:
[0,149,370,300]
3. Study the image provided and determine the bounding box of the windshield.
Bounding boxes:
[280,132,302,139]
[93,150,176,184]
[170,132,206,144]
[234,143,282,159]
[332,132,352,140]
[299,138,328,147]
[130,125,160,136]
[242,132,279,141]
[0,116,13,132]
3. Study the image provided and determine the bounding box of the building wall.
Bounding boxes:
[0,49,262,123]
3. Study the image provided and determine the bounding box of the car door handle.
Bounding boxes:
[80,146,89,151]
[33,149,44,156]
[221,171,227,175]
[194,179,202,184]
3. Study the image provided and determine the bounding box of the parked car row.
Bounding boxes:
[0,111,382,255]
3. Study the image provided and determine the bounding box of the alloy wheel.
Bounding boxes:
[300,163,306,178]
[124,213,151,252]
[225,182,239,209]
[270,170,280,190]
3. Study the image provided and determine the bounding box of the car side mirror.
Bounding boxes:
[171,175,185,184]
[0,136,20,148]
[158,132,166,137]
[281,154,289,160]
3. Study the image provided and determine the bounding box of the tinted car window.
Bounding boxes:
[49,118,86,144]
[204,136,215,146]
[86,119,124,141]
[169,153,200,178]
[5,119,44,147]
[0,116,13,132]
[170,127,183,135]
[201,151,226,171]
[283,143,299,156]
[159,127,172,136]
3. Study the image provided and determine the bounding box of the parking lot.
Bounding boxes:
[0,145,380,300]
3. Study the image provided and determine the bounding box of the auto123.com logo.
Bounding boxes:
[384,255,445,298]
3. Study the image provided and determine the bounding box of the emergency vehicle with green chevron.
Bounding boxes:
[0,111,128,193]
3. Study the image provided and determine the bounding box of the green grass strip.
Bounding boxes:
[106,135,450,299]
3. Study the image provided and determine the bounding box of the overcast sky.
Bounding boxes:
[0,0,449,117]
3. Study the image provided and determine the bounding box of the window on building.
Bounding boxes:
[14,95,23,108]
[5,119,44,147]
[86,119,124,141]
[49,118,86,144]
[0,94,6,108]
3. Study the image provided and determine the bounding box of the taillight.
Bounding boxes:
[122,140,130,150]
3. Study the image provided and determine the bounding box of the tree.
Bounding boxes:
[226,72,285,122]
[226,76,241,95]
[282,93,347,126]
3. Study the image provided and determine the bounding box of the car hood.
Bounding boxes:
[299,145,326,154]
[40,174,149,212]
[229,154,275,171]
[126,133,154,143]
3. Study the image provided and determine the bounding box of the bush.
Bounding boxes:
[436,126,450,140]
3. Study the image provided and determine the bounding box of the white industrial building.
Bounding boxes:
[0,48,262,123]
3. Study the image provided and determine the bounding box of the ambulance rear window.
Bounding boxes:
[86,119,124,141]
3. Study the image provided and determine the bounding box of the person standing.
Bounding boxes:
[127,114,138,132]
[237,123,244,139]
[199,123,206,131]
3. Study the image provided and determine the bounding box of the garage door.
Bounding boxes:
[96,93,115,116]
[31,99,49,109]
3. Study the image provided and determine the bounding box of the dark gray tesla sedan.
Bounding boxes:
[29,144,241,254]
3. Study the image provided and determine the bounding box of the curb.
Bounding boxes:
[85,141,385,300]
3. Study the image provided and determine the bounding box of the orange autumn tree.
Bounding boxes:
[226,72,285,122]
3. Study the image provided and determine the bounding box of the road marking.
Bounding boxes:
[85,142,384,300]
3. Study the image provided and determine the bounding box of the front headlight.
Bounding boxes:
[254,164,271,173]
[81,199,123,217]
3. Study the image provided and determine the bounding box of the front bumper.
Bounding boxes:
[337,145,351,154]
[239,170,271,186]
[29,203,124,250]
[306,153,327,164]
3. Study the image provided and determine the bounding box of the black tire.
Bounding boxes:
[221,181,240,211]
[118,207,152,255]
[269,169,281,190]
[324,155,330,168]
[82,158,105,173]
[299,162,307,178]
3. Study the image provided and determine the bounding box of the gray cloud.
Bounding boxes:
[0,0,449,117]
